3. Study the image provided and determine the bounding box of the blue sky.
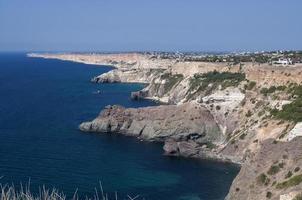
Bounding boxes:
[0,0,301,52]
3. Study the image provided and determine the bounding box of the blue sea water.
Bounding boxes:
[0,53,239,200]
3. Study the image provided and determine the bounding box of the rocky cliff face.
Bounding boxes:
[92,68,165,84]
[80,103,226,159]
[226,138,302,200]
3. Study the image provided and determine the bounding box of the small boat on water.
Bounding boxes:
[93,90,101,94]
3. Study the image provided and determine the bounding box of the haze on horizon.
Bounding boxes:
[0,0,301,52]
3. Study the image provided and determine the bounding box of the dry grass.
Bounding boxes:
[0,180,141,200]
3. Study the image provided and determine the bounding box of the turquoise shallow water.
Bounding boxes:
[0,53,239,200]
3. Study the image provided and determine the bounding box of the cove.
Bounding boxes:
[0,53,239,200]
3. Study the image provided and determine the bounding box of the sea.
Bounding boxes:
[0,53,239,200]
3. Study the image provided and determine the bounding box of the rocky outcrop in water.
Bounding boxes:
[79,102,226,158]
[130,91,148,100]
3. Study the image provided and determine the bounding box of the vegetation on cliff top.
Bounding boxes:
[260,85,287,96]
[276,174,302,189]
[188,71,245,97]
[146,68,165,76]
[159,73,184,92]
[267,164,282,175]
[271,85,302,122]
[175,51,302,64]
[257,173,270,186]
[244,81,256,90]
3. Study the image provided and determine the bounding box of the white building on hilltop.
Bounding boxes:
[273,58,293,66]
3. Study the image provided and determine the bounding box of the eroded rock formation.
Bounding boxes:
[80,103,225,159]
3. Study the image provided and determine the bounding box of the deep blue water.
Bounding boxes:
[0,53,239,200]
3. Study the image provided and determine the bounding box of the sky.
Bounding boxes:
[0,0,302,52]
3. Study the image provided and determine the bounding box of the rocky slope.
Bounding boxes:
[79,103,228,159]
[226,137,302,200]
[31,53,302,200]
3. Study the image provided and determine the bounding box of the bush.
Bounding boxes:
[239,133,247,140]
[260,85,288,96]
[189,71,246,93]
[260,86,276,96]
[276,174,302,189]
[267,165,280,175]
[266,191,272,199]
[246,110,252,117]
[294,167,300,172]
[285,171,293,179]
[206,142,216,149]
[278,162,285,168]
[257,173,270,185]
[245,81,256,90]
[271,99,302,122]
[271,85,302,122]
[161,73,184,91]
[215,105,221,110]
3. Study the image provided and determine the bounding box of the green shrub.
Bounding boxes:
[255,55,270,63]
[278,162,285,168]
[245,81,256,90]
[276,85,287,91]
[276,174,302,189]
[189,71,246,94]
[285,171,293,179]
[266,191,272,199]
[267,165,280,175]
[271,99,302,122]
[257,173,270,185]
[271,85,302,122]
[260,85,288,96]
[260,86,276,96]
[161,73,184,91]
[239,133,247,140]
[294,167,300,172]
[246,110,252,117]
[206,142,216,149]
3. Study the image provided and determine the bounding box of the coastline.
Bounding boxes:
[27,53,117,67]
[29,53,302,200]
